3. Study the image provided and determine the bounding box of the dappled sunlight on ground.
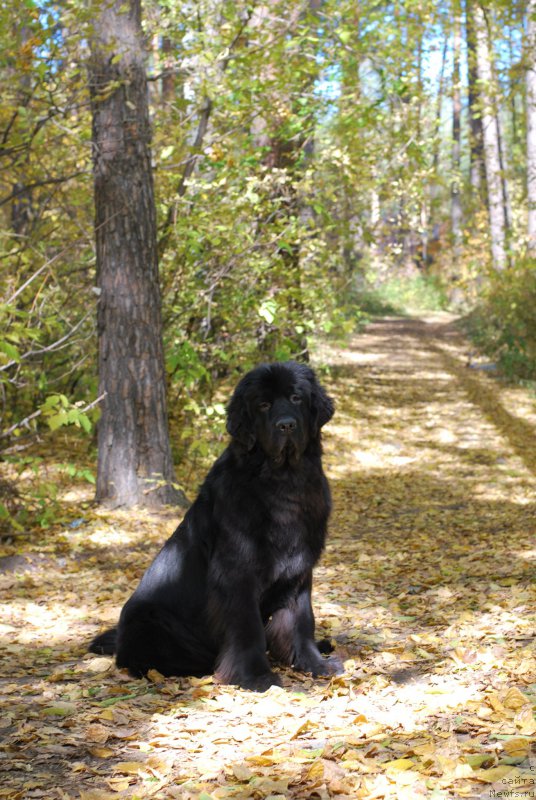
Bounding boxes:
[1,314,536,798]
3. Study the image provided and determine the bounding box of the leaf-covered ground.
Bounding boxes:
[2,315,536,800]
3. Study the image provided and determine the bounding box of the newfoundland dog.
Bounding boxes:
[89,361,342,690]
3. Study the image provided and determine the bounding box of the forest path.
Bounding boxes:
[2,314,536,799]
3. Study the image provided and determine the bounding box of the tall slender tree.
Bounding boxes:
[527,0,536,252]
[465,0,485,199]
[472,1,509,270]
[451,9,463,261]
[88,0,184,508]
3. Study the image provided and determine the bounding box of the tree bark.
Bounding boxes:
[465,0,485,198]
[88,0,185,508]
[161,36,176,103]
[472,1,508,270]
[527,0,536,252]
[425,35,448,265]
[451,11,463,262]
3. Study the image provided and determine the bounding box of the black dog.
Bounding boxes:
[90,361,342,690]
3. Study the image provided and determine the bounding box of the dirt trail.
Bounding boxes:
[1,315,536,800]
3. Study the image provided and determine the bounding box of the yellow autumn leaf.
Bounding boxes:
[86,657,113,673]
[306,759,324,781]
[146,755,174,777]
[412,741,436,757]
[88,746,115,758]
[290,718,318,739]
[113,761,146,775]
[436,754,459,775]
[514,706,536,735]
[384,758,415,772]
[487,692,506,713]
[146,668,166,684]
[232,762,253,781]
[503,738,531,758]
[105,778,130,793]
[246,754,280,766]
[476,765,516,783]
[502,687,530,710]
[189,675,213,687]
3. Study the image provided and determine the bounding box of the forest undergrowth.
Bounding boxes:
[1,314,536,800]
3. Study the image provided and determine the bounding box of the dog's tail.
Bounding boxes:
[89,628,117,655]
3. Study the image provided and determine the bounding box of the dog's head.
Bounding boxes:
[226,361,334,466]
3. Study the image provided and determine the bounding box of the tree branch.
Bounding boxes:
[0,172,86,208]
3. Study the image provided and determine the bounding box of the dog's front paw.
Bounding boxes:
[295,651,344,678]
[240,670,283,692]
[312,654,344,677]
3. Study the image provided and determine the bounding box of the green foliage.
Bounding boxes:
[465,259,536,382]
[0,454,94,533]
[40,395,93,434]
[0,0,531,521]
[355,274,449,315]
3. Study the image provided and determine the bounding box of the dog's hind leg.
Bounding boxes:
[116,606,216,679]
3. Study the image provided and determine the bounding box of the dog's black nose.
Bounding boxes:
[276,416,297,434]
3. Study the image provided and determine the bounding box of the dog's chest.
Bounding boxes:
[261,492,324,582]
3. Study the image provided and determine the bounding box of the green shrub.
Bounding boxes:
[465,259,536,382]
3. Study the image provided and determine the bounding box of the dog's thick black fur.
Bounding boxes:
[89,361,342,691]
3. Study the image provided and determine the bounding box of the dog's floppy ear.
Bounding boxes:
[226,382,256,450]
[304,366,334,434]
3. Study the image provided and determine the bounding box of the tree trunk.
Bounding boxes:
[527,0,536,252]
[425,35,448,265]
[465,0,485,198]
[451,11,463,262]
[88,0,185,509]
[249,0,319,362]
[472,1,508,270]
[161,36,176,103]
[497,107,513,231]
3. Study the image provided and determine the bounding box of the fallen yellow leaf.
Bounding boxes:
[514,706,536,735]
[88,746,114,758]
[105,778,130,793]
[113,761,145,775]
[306,759,324,781]
[147,668,166,684]
[502,687,530,711]
[85,723,110,743]
[86,657,113,673]
[384,757,415,772]
[475,765,516,783]
[232,762,253,781]
[503,738,531,758]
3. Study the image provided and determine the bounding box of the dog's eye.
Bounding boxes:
[290,394,302,404]
[258,401,271,412]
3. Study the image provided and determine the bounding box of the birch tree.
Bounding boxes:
[472,1,509,270]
